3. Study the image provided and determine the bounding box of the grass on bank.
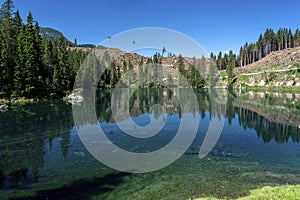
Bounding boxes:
[195,184,300,200]
[217,65,300,91]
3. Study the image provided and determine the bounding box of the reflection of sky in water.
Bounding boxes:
[1,91,300,199]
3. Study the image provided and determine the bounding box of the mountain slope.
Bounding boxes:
[39,27,71,43]
[228,47,300,88]
[234,47,300,75]
[94,48,215,82]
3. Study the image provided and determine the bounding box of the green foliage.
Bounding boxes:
[177,55,205,88]
[226,50,235,88]
[0,0,16,97]
[239,185,300,200]
[137,58,144,86]
[210,27,300,71]
[0,1,89,99]
[208,59,218,87]
[78,44,96,48]
[52,36,71,96]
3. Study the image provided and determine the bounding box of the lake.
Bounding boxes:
[1,89,300,199]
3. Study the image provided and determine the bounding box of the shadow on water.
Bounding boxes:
[14,172,131,200]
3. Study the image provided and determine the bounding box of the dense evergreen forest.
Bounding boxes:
[0,0,88,99]
[211,28,300,70]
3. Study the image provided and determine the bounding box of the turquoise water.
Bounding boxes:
[0,89,300,199]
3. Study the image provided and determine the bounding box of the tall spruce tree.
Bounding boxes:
[0,0,15,97]
[52,35,70,96]
[21,12,43,97]
[226,50,234,88]
[13,25,26,97]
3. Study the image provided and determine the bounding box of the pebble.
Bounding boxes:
[74,151,85,157]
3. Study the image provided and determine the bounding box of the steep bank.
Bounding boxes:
[217,47,300,88]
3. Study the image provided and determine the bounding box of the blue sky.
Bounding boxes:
[10,0,300,55]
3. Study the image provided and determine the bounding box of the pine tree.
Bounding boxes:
[0,0,15,97]
[226,50,234,88]
[294,29,300,48]
[284,28,288,49]
[288,29,293,48]
[177,55,185,86]
[109,61,117,87]
[74,38,78,47]
[208,59,217,87]
[52,35,70,96]
[255,34,263,60]
[138,58,144,87]
[20,12,43,98]
[162,47,166,57]
[13,12,42,98]
[13,25,26,97]
[12,9,22,33]
[122,60,127,74]
[128,60,135,84]
[33,21,45,96]
[42,38,54,92]
[238,47,243,67]
[217,51,223,69]
[277,29,284,50]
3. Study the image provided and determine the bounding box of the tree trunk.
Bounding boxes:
[285,37,288,49]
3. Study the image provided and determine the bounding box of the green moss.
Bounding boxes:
[0,99,7,104]
[239,185,300,200]
[219,71,227,78]
[194,185,300,200]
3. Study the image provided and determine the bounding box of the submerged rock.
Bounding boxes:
[0,104,8,111]
[68,93,83,104]
[211,149,249,158]
[74,151,86,157]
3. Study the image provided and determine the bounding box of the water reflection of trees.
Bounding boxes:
[1,89,300,189]
[94,89,300,144]
[225,90,300,144]
[95,88,209,123]
[236,106,300,143]
[0,101,73,189]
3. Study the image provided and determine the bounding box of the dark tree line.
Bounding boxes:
[211,27,300,70]
[0,0,88,99]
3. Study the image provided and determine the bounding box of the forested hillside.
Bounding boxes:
[0,0,88,99]
[76,49,214,89]
[211,28,300,70]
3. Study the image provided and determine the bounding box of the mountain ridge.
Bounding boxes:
[39,27,70,43]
